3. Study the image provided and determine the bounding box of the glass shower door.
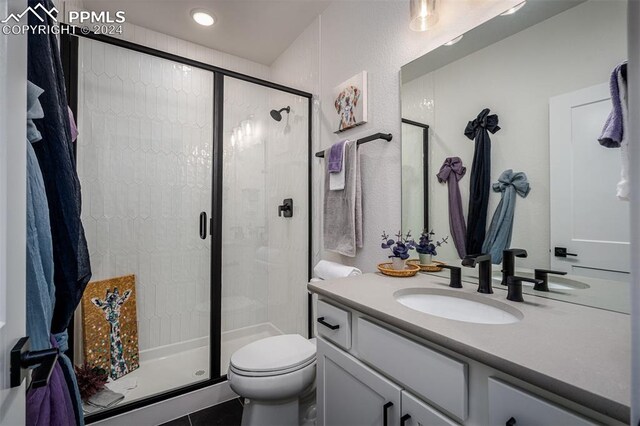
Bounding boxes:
[75,37,213,412]
[220,76,309,373]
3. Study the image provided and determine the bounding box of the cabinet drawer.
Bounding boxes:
[356,318,467,421]
[401,391,460,426]
[488,378,596,426]
[316,299,351,350]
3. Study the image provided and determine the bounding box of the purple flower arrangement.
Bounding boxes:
[381,231,416,260]
[414,230,449,256]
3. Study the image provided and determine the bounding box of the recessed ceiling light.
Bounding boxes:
[501,1,526,16]
[444,35,464,46]
[191,9,215,27]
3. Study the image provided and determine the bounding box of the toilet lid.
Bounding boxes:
[230,334,316,374]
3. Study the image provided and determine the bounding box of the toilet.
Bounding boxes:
[228,334,317,426]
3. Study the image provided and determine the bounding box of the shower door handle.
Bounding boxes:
[199,212,208,239]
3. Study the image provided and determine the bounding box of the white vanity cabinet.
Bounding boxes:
[317,338,402,426]
[488,378,597,426]
[315,298,613,426]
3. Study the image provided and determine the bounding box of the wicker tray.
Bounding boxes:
[407,259,446,272]
[377,262,420,277]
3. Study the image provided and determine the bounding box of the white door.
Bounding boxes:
[549,83,630,281]
[0,0,27,424]
[317,338,402,426]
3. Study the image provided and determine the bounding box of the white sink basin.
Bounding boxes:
[395,289,522,325]
[490,272,590,291]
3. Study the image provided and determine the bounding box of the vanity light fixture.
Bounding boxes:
[191,9,216,26]
[500,1,526,16]
[409,0,439,32]
[444,35,464,46]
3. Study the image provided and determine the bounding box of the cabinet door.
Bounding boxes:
[488,378,597,426]
[317,338,402,426]
[400,391,460,426]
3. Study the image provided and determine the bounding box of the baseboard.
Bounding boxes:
[90,381,237,426]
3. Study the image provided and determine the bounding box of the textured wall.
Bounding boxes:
[270,17,320,335]
[402,0,628,269]
[271,0,522,273]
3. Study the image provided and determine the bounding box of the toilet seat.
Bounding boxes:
[230,334,316,377]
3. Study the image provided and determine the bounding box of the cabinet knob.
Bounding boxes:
[401,413,412,426]
[506,417,517,426]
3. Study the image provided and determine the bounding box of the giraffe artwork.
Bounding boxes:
[92,287,132,380]
[82,275,140,380]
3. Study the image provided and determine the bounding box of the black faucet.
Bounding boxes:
[506,276,544,302]
[462,254,493,294]
[533,269,568,291]
[439,264,462,288]
[501,248,528,286]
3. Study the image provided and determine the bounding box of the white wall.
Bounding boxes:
[273,0,522,272]
[0,0,27,423]
[628,1,639,423]
[402,0,628,268]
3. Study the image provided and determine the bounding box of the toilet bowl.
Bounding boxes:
[228,334,317,426]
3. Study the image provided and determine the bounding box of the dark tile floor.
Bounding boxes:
[159,398,243,426]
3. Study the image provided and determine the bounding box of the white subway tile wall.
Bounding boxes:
[221,78,309,338]
[77,38,213,352]
[75,17,310,362]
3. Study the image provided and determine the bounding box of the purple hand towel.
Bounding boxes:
[599,62,627,148]
[26,337,76,426]
[328,140,346,173]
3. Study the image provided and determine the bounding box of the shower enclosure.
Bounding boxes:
[62,32,311,420]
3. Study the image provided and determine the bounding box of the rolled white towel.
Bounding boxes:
[313,260,362,280]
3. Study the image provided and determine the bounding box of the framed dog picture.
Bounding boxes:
[333,71,368,133]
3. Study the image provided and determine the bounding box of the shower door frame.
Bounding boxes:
[61,29,313,423]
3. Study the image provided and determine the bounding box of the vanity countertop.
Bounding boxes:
[308,272,630,423]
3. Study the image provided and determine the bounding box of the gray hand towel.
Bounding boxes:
[323,140,363,257]
[84,388,125,413]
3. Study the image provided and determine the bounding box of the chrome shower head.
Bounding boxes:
[270,106,290,122]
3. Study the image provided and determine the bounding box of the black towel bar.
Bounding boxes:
[315,133,393,158]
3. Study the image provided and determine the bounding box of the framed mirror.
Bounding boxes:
[401,0,630,313]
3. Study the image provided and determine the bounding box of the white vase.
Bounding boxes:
[419,253,432,265]
[391,257,406,270]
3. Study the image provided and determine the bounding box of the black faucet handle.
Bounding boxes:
[439,265,462,288]
[506,276,543,302]
[504,248,528,258]
[534,269,567,277]
[462,253,492,266]
[533,269,567,291]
